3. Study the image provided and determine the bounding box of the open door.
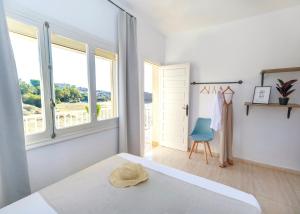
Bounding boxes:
[159,64,190,151]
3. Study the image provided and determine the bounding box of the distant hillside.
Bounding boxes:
[54,83,151,103]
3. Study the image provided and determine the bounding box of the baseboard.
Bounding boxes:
[234,157,300,176]
[188,147,300,175]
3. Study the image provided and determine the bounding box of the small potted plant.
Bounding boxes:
[276,79,298,105]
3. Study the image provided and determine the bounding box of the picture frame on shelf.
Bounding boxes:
[252,86,272,104]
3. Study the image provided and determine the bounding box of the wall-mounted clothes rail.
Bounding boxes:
[190,80,243,85]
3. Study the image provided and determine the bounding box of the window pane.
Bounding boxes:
[8,18,45,136]
[51,33,90,129]
[95,48,117,120]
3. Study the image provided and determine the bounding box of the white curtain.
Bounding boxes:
[0,0,31,207]
[118,11,141,155]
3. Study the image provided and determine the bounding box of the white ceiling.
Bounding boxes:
[119,0,300,35]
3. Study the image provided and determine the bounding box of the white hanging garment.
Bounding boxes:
[198,89,215,118]
[210,91,223,131]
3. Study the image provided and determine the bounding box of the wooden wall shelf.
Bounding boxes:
[244,102,300,119]
[260,67,300,86]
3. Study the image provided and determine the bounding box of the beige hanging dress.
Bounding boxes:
[219,95,233,167]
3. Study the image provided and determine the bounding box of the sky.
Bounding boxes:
[10,32,112,92]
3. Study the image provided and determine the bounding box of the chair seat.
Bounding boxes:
[191,133,213,142]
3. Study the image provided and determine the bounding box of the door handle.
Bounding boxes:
[182,104,189,116]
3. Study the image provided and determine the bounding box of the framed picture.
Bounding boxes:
[252,86,271,104]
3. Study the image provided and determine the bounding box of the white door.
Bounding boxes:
[159,64,190,151]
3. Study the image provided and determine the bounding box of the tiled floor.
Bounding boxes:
[150,146,300,214]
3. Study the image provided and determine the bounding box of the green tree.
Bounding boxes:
[55,87,63,103]
[30,79,40,88]
[19,80,35,95]
[61,86,71,102]
[80,92,88,102]
[20,78,84,108]
[30,79,40,95]
[19,79,41,108]
[54,85,82,103]
[69,86,81,103]
[22,93,41,108]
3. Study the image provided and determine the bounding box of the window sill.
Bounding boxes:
[25,117,119,151]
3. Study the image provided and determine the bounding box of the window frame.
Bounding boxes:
[6,11,119,148]
[48,28,94,136]
[94,49,118,121]
[7,15,53,144]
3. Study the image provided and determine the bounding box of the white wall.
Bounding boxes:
[111,0,166,155]
[137,18,166,154]
[4,0,166,192]
[113,0,166,65]
[165,6,300,171]
[27,129,118,191]
[4,0,119,46]
[137,19,165,64]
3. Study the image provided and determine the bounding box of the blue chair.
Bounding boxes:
[189,118,214,164]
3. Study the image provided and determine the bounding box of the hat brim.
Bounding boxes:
[109,166,149,188]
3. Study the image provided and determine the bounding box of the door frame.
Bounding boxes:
[140,60,161,157]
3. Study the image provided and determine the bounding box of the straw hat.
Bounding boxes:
[109,163,149,188]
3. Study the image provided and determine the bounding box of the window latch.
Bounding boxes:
[50,99,56,108]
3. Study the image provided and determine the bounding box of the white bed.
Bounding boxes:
[0,153,261,214]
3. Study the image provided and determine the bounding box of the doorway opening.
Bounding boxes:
[144,61,160,157]
[143,63,190,158]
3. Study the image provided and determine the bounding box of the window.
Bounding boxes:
[51,33,90,129]
[7,16,118,145]
[95,48,117,120]
[8,18,45,136]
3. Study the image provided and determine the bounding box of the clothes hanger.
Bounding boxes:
[200,86,210,94]
[222,85,235,95]
[222,86,234,103]
[219,86,224,92]
[212,86,217,94]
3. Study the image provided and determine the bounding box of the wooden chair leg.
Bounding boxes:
[189,142,196,159]
[195,143,199,153]
[206,142,213,157]
[203,142,208,164]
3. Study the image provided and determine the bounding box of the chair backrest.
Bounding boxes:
[191,118,213,135]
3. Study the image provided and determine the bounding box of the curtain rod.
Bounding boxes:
[191,80,243,85]
[107,0,135,17]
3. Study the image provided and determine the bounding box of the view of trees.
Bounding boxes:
[19,79,111,108]
[55,85,86,103]
[19,79,42,108]
[19,79,87,108]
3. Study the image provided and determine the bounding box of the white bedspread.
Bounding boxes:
[119,153,261,211]
[0,153,261,214]
[0,193,56,214]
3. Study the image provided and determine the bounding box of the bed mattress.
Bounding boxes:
[0,153,261,214]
